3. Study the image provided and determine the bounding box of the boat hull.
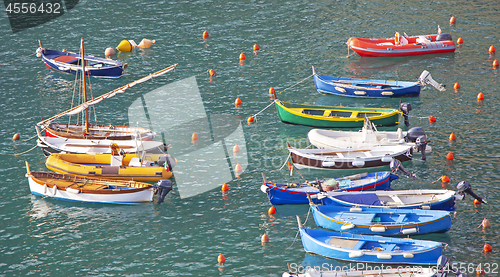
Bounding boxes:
[43,123,155,141]
[311,205,452,236]
[262,172,397,205]
[275,100,401,128]
[40,48,125,78]
[27,171,155,204]
[313,74,421,98]
[299,227,443,265]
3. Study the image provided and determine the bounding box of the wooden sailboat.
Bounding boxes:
[36,38,178,142]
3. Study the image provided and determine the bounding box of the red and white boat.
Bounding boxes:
[347,33,456,57]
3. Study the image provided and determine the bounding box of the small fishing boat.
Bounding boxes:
[260,171,398,205]
[37,136,169,156]
[310,204,452,236]
[282,254,467,277]
[296,216,444,265]
[283,265,437,277]
[36,39,178,142]
[26,161,173,204]
[36,41,127,78]
[313,67,445,98]
[273,93,403,128]
[45,149,176,182]
[308,119,430,159]
[318,182,486,210]
[347,33,456,57]
[288,143,413,170]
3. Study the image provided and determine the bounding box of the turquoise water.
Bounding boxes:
[1,0,500,276]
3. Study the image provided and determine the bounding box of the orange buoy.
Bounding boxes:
[202,30,209,39]
[233,144,240,153]
[428,116,437,123]
[268,206,276,215]
[457,37,463,44]
[268,87,275,95]
[477,264,485,275]
[441,175,450,183]
[477,92,484,101]
[221,183,229,191]
[253,44,260,51]
[446,152,454,160]
[12,133,20,141]
[453,82,460,89]
[209,69,217,76]
[480,218,491,228]
[239,53,246,60]
[234,163,242,173]
[449,16,456,24]
[217,253,225,264]
[261,233,269,242]
[235,97,242,106]
[489,45,496,53]
[493,59,499,67]
[104,47,115,56]
[449,133,456,141]
[484,243,493,252]
[247,116,254,123]
[192,132,199,141]
[474,198,482,205]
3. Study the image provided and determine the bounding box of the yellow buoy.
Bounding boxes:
[116,40,133,52]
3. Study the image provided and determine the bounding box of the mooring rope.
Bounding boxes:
[278,74,313,94]
[0,52,37,66]
[13,144,38,156]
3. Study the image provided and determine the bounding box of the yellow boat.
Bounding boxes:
[45,149,176,182]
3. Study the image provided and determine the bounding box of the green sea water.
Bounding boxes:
[1,0,500,276]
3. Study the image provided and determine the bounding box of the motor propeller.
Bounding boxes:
[390,158,416,179]
[456,181,486,204]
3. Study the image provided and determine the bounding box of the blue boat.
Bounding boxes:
[260,171,398,205]
[297,216,444,265]
[312,67,444,98]
[320,189,458,211]
[37,40,126,78]
[310,204,452,236]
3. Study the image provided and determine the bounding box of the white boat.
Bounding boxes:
[308,119,430,159]
[37,136,169,156]
[288,143,412,170]
[283,267,437,277]
[25,161,173,204]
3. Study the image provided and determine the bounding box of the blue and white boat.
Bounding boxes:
[37,40,127,78]
[312,67,444,98]
[310,204,452,236]
[319,189,458,211]
[260,171,398,205]
[297,216,444,265]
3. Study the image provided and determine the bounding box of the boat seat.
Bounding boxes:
[328,237,360,249]
[395,214,407,224]
[129,157,142,167]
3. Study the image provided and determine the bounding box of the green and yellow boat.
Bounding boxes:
[274,100,402,128]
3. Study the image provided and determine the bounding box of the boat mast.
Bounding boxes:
[80,38,90,135]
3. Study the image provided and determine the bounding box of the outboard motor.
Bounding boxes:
[155,179,173,204]
[157,154,177,171]
[390,158,416,179]
[415,135,427,160]
[436,33,452,41]
[456,181,486,204]
[436,255,467,277]
[399,102,412,127]
[405,126,426,143]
